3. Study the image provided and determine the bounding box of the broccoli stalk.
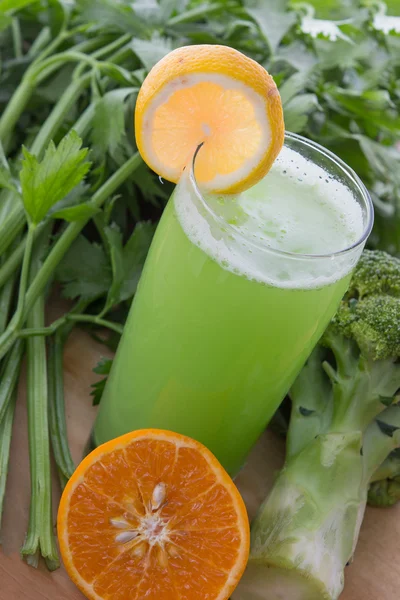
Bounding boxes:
[233,251,400,600]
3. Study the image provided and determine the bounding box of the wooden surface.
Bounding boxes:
[1,316,400,599]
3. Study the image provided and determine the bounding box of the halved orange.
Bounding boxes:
[58,429,250,600]
[135,45,284,193]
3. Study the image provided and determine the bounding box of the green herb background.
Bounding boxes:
[0,0,399,569]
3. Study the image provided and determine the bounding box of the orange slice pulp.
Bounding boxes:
[58,429,250,600]
[135,45,285,193]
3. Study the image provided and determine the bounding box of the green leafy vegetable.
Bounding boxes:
[91,88,136,162]
[0,0,39,12]
[56,218,154,305]
[20,131,91,224]
[283,93,321,132]
[131,35,173,71]
[51,202,100,222]
[56,235,110,300]
[245,0,297,52]
[76,0,149,35]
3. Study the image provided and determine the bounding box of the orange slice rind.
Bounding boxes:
[135,45,285,194]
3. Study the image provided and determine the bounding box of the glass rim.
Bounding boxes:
[189,131,374,261]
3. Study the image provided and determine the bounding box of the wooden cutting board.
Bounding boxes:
[1,310,399,599]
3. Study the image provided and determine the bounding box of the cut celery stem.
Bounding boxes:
[21,237,59,569]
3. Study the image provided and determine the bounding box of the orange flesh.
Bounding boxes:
[135,45,285,193]
[150,81,265,183]
[58,431,250,600]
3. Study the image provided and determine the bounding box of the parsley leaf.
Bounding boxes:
[245,0,297,53]
[91,88,137,162]
[276,40,318,73]
[313,37,365,70]
[56,221,154,305]
[20,131,91,225]
[133,0,167,26]
[158,0,187,21]
[56,235,111,301]
[77,0,150,35]
[131,35,173,71]
[279,71,314,105]
[284,93,321,132]
[355,135,400,185]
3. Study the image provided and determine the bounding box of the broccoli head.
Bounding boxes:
[347,249,400,299]
[331,250,400,360]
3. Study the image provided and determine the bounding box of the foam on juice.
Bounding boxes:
[174,145,365,289]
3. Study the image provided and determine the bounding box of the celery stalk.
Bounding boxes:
[21,245,59,570]
[0,251,20,539]
[0,392,17,538]
[48,330,76,487]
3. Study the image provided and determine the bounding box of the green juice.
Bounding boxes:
[93,136,370,475]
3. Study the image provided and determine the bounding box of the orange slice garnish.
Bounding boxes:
[58,429,250,600]
[135,45,284,193]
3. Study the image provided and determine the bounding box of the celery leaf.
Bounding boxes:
[20,131,91,225]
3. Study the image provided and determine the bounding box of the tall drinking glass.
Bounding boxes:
[92,132,373,475]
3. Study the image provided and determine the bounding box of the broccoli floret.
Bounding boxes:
[347,249,400,299]
[233,251,400,600]
[333,295,400,360]
[332,252,400,360]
